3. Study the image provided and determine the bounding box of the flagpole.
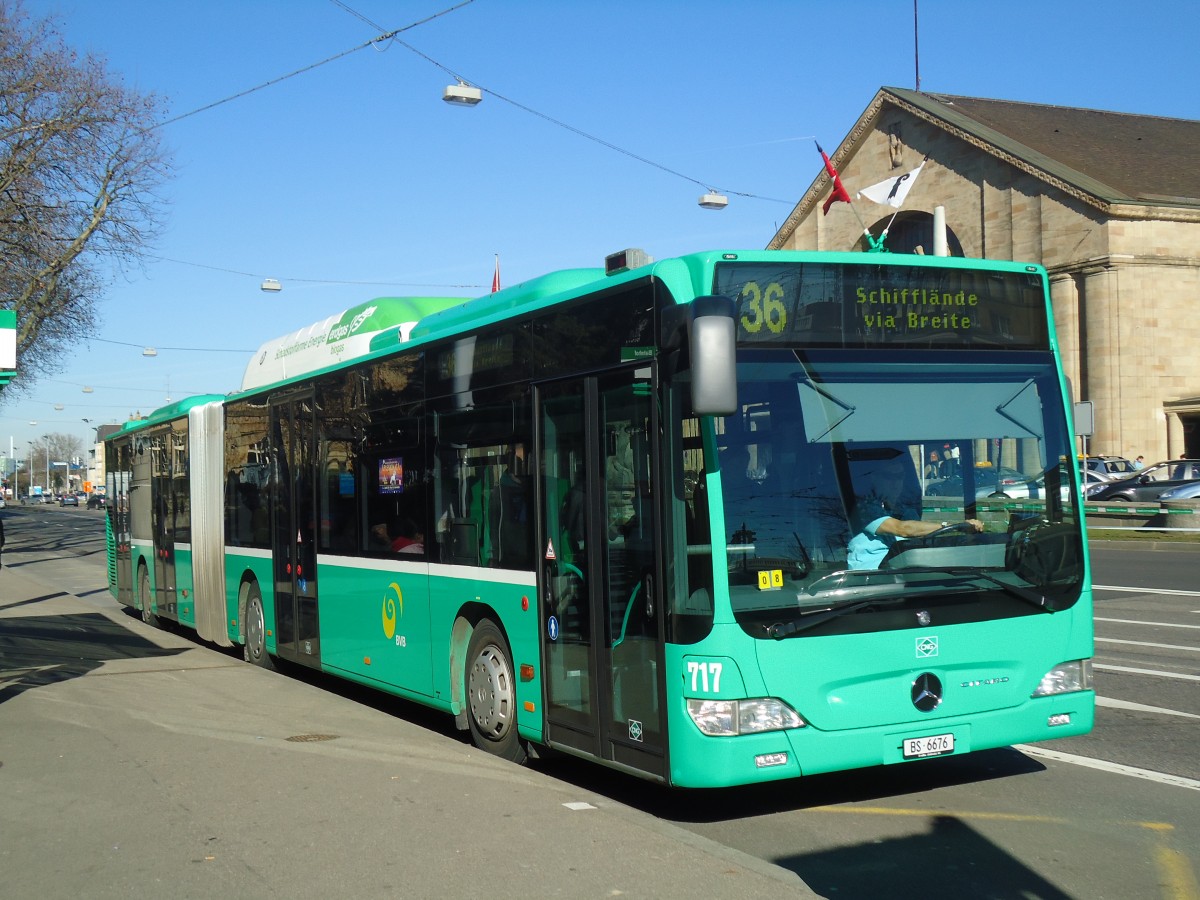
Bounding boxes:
[847,202,881,252]
[914,0,921,91]
[878,209,902,250]
[816,141,883,251]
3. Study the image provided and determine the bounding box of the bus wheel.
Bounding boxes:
[466,619,527,764]
[138,565,159,628]
[243,584,275,671]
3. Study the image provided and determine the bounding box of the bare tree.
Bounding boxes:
[17,431,82,495]
[0,1,172,390]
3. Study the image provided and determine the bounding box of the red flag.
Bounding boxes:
[491,255,500,293]
[817,142,852,215]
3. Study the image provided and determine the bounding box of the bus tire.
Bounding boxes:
[138,564,159,629]
[243,583,275,671]
[465,618,527,764]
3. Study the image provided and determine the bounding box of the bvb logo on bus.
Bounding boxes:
[382,583,403,640]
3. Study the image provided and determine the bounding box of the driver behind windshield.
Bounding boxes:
[848,452,983,570]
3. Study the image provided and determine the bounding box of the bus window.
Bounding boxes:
[224,396,271,548]
[667,384,715,644]
[433,392,533,570]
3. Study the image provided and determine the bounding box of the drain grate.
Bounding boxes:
[285,733,339,743]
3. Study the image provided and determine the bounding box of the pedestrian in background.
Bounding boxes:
[1133,455,1146,470]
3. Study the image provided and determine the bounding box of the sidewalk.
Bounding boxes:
[0,562,815,899]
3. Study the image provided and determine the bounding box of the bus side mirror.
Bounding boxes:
[688,295,737,416]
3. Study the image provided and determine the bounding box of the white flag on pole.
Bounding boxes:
[857,160,926,208]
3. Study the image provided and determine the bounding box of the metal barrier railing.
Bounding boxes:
[1083,502,1200,533]
[921,498,1200,533]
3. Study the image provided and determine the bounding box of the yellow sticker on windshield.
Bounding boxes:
[757,570,784,591]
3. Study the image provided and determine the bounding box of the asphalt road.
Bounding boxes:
[546,541,1200,899]
[3,507,1197,899]
[0,505,811,900]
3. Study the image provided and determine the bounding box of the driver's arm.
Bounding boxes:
[876,517,983,538]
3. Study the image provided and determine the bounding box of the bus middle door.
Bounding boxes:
[269,394,321,666]
[148,431,178,622]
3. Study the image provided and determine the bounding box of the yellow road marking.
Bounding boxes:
[1155,844,1200,900]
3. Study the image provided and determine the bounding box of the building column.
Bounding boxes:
[1167,411,1185,460]
[1080,266,1119,455]
[1049,273,1080,404]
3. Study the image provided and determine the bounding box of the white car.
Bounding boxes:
[982,467,1108,500]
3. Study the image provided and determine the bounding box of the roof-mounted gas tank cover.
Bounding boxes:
[604,248,653,276]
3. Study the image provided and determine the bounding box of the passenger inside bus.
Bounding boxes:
[392,518,425,554]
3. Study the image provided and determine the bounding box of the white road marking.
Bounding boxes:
[1096,616,1200,630]
[1096,637,1200,652]
[1093,584,1200,597]
[1095,663,1200,682]
[1014,744,1200,791]
[1097,695,1200,720]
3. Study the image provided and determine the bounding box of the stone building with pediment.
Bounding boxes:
[768,87,1200,463]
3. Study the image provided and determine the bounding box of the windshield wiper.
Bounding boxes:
[884,564,1053,611]
[765,564,1054,639]
[943,567,1053,612]
[765,595,907,639]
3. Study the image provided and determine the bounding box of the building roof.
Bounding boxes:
[769,87,1200,250]
[884,87,1200,209]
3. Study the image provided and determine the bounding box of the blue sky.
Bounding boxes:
[3,0,1197,461]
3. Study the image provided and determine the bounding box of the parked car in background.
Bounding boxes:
[1082,456,1137,478]
[1157,480,1200,501]
[1086,459,1200,502]
[977,466,1106,500]
[926,465,1051,499]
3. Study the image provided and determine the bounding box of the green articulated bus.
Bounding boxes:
[104,248,1094,788]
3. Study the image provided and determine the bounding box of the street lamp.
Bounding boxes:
[442,80,482,106]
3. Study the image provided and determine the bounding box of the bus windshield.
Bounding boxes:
[713,348,1084,633]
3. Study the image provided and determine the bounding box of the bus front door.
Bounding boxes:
[269,394,321,666]
[537,366,666,780]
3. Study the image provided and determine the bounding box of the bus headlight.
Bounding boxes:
[1031,659,1093,697]
[686,698,805,736]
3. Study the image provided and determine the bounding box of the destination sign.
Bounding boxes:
[714,262,1049,350]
